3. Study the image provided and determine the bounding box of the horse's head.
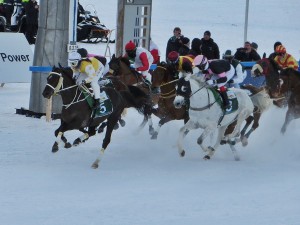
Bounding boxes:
[42,66,75,99]
[279,68,300,93]
[251,58,282,99]
[173,76,191,109]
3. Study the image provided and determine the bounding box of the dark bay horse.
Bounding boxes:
[150,62,189,139]
[42,66,152,168]
[108,54,159,135]
[278,68,300,134]
[251,57,285,107]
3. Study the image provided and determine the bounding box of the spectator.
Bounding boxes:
[2,0,14,25]
[24,0,38,44]
[124,40,154,85]
[222,50,247,88]
[178,37,190,56]
[200,30,220,59]
[149,38,160,64]
[234,41,261,62]
[188,38,202,56]
[269,41,282,60]
[165,27,183,61]
[273,45,299,70]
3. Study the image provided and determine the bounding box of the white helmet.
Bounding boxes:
[193,55,208,70]
[68,52,82,67]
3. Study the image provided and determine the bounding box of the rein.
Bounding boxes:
[189,82,217,111]
[47,71,89,109]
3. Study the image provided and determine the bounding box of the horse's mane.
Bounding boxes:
[119,57,131,68]
[52,66,75,84]
[268,58,282,71]
[281,67,300,80]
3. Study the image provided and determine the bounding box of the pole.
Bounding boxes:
[244,0,249,43]
[116,0,125,57]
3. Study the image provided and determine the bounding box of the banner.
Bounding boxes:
[0,33,33,83]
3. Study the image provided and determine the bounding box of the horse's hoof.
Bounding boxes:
[73,138,81,146]
[151,132,158,140]
[203,155,210,160]
[228,140,236,145]
[98,128,104,133]
[52,143,59,153]
[91,163,99,169]
[149,127,154,135]
[180,150,185,157]
[119,119,126,127]
[114,123,119,130]
[220,140,227,145]
[241,137,248,147]
[64,142,72,148]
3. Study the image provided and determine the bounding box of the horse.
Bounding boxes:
[173,74,254,160]
[277,68,300,134]
[149,61,189,139]
[251,57,286,107]
[108,54,159,135]
[42,66,152,168]
[225,84,272,146]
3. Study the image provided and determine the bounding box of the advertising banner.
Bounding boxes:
[0,33,33,83]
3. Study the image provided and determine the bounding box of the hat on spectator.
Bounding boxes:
[223,50,233,59]
[251,42,258,50]
[204,30,211,36]
[182,37,190,45]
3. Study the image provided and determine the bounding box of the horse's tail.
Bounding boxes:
[120,85,153,115]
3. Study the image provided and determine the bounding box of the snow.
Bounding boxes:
[1,1,300,225]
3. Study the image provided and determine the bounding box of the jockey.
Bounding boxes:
[68,48,105,108]
[273,45,299,70]
[222,50,247,88]
[193,55,235,110]
[124,40,154,85]
[167,51,194,77]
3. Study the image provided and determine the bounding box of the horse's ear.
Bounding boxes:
[112,54,115,59]
[58,63,63,68]
[262,52,266,58]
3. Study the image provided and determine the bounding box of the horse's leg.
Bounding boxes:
[52,130,64,153]
[151,116,171,140]
[177,120,197,157]
[91,116,119,169]
[196,125,215,154]
[61,134,72,149]
[73,128,90,146]
[281,108,295,134]
[242,112,261,146]
[204,126,226,160]
[147,115,155,135]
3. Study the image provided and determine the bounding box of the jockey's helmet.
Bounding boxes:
[77,48,88,58]
[125,40,137,58]
[193,55,208,70]
[275,45,286,55]
[167,51,179,64]
[68,52,82,67]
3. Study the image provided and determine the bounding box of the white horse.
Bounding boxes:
[173,74,254,160]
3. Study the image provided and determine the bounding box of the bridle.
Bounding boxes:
[47,71,89,108]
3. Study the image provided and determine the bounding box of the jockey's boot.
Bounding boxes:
[93,98,101,109]
[220,91,231,110]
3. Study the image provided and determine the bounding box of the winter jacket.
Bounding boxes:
[200,38,220,60]
[234,48,261,62]
[166,35,182,60]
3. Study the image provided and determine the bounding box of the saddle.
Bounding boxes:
[80,85,113,118]
[209,87,238,114]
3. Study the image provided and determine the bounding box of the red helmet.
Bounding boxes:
[275,45,286,54]
[167,51,179,63]
[125,40,136,51]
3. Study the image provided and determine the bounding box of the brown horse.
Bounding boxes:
[251,57,285,107]
[278,68,300,134]
[150,62,189,139]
